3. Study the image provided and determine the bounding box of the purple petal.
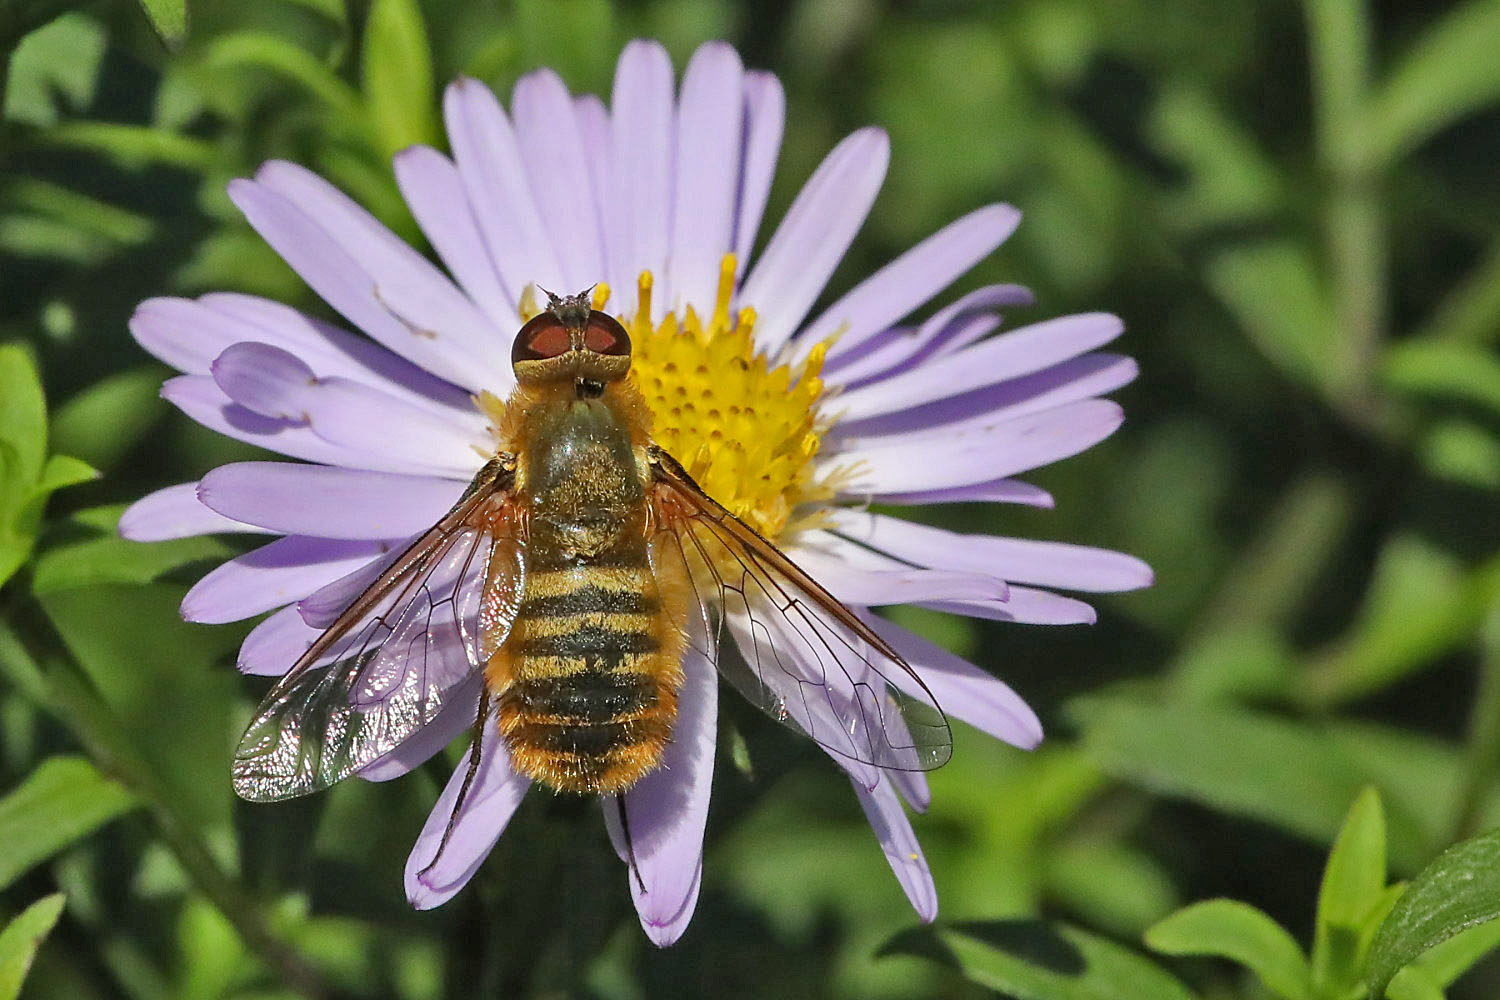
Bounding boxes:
[238,605,318,675]
[119,482,270,541]
[823,284,1035,379]
[574,94,615,285]
[393,145,520,332]
[922,587,1098,626]
[829,509,1154,593]
[740,128,889,353]
[732,71,784,274]
[797,205,1021,356]
[443,77,564,298]
[163,375,361,468]
[835,399,1125,494]
[296,541,407,628]
[181,535,394,624]
[196,462,462,539]
[602,649,717,947]
[254,161,507,384]
[510,69,605,291]
[607,39,675,311]
[360,675,482,782]
[228,179,494,394]
[833,312,1124,422]
[210,342,486,478]
[840,478,1055,509]
[851,775,937,921]
[667,41,743,314]
[835,354,1138,440]
[865,615,1042,750]
[790,544,1008,606]
[405,722,531,909]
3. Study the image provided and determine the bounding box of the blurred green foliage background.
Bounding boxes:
[2,0,1500,997]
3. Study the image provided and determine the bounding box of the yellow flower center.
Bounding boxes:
[511,254,835,542]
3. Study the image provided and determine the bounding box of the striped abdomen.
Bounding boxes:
[489,556,685,794]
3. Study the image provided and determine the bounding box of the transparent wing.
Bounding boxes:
[647,448,952,773]
[232,465,521,801]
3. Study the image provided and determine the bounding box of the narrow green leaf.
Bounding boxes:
[1384,965,1447,1000]
[1419,421,1500,490]
[884,921,1198,1000]
[1206,240,1335,388]
[1145,900,1311,1000]
[1383,339,1500,413]
[31,505,230,595]
[135,0,187,45]
[0,344,47,501]
[0,758,137,891]
[1367,828,1500,996]
[199,32,363,120]
[1370,0,1500,163]
[1410,916,1500,986]
[49,369,166,472]
[0,894,66,1000]
[1,14,108,128]
[361,0,437,159]
[1314,788,1387,989]
[36,123,216,172]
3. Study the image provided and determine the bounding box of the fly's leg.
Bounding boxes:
[418,688,492,880]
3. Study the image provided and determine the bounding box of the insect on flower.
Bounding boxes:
[125,38,1152,943]
[230,287,953,875]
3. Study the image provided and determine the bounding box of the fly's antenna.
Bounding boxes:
[539,284,596,331]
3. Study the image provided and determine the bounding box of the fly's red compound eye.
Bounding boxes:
[512,314,571,364]
[584,312,631,358]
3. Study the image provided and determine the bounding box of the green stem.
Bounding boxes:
[1451,608,1500,842]
[1303,0,1388,427]
[0,616,331,998]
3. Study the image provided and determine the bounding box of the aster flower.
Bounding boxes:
[121,39,1150,945]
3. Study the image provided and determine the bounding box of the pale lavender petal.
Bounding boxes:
[828,509,1154,593]
[443,77,564,297]
[575,94,615,284]
[119,482,270,541]
[823,283,1035,377]
[608,39,675,310]
[210,342,486,478]
[405,722,531,909]
[181,535,394,624]
[254,161,508,384]
[228,179,494,393]
[833,312,1124,421]
[836,354,1138,440]
[510,69,605,291]
[830,315,1001,392]
[360,675,481,782]
[739,128,889,353]
[197,462,462,538]
[797,205,1021,356]
[839,478,1055,509]
[922,587,1098,625]
[393,145,520,332]
[602,648,717,947]
[667,41,743,314]
[851,776,937,921]
[238,605,318,675]
[888,765,931,813]
[864,615,1042,749]
[163,375,358,468]
[297,541,407,628]
[791,546,1008,606]
[189,294,474,415]
[732,71,784,273]
[836,400,1125,494]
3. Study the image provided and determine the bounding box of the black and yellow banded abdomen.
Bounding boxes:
[489,560,686,794]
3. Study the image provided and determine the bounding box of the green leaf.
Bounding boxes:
[36,123,216,172]
[1,14,107,127]
[1206,240,1335,389]
[0,894,66,1000]
[199,32,363,121]
[0,344,47,503]
[135,0,187,45]
[1145,900,1311,1000]
[1419,421,1500,490]
[883,921,1199,1000]
[1314,788,1387,990]
[1383,339,1500,413]
[361,0,437,159]
[1370,0,1500,163]
[49,369,166,472]
[1385,965,1447,1000]
[31,504,231,595]
[1367,828,1500,997]
[0,757,137,892]
[1410,915,1500,986]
